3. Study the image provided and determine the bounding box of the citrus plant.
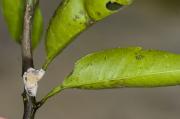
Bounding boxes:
[1,0,180,119]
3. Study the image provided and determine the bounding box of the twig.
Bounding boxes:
[21,1,34,72]
[21,0,38,119]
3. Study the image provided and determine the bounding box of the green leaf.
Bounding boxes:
[44,0,133,69]
[62,47,180,89]
[32,6,43,49]
[0,0,43,49]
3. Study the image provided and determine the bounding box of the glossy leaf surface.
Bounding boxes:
[63,47,180,89]
[32,6,43,49]
[44,0,133,69]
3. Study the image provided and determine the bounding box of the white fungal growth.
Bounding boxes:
[23,68,45,96]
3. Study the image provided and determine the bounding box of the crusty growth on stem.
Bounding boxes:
[21,0,39,119]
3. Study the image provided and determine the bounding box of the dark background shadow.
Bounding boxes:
[0,0,180,118]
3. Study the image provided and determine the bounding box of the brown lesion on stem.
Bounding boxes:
[21,0,39,119]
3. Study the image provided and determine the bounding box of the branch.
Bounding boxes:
[21,1,34,73]
[21,0,38,119]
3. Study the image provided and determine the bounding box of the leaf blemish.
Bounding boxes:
[96,12,101,16]
[135,53,144,60]
[106,1,124,11]
[104,56,107,60]
[73,15,80,21]
[85,19,95,26]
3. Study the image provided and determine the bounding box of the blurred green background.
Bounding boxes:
[0,0,180,119]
